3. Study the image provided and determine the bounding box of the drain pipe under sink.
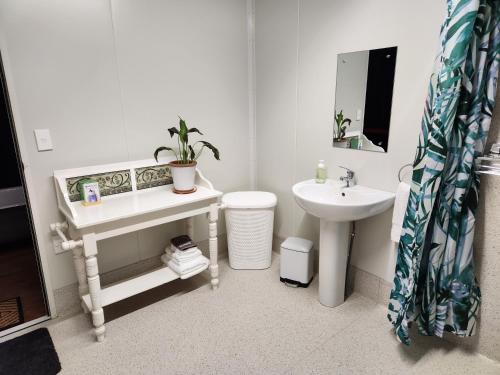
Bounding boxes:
[345,222,356,298]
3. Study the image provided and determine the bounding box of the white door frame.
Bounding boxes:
[0,36,57,318]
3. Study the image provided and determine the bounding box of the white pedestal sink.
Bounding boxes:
[292,179,395,307]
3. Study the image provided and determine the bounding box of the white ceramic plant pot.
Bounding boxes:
[169,161,197,193]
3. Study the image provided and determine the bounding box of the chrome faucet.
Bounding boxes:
[339,166,355,187]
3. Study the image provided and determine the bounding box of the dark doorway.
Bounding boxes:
[363,46,397,151]
[0,52,48,334]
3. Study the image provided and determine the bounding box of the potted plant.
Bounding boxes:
[333,110,352,148]
[154,117,220,193]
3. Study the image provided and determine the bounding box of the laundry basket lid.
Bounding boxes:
[222,191,277,209]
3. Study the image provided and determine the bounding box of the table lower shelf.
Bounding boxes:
[82,266,184,311]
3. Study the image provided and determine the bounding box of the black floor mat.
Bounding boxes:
[0,328,61,375]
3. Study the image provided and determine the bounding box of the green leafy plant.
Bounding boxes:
[154,117,220,164]
[333,110,352,141]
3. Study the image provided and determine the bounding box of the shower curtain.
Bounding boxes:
[388,0,500,345]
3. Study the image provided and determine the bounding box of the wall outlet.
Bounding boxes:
[52,235,65,254]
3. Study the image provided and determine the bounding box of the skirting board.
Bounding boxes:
[346,264,393,307]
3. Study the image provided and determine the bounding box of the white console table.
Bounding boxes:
[51,158,222,342]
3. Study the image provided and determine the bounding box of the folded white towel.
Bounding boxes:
[170,255,208,271]
[166,247,202,262]
[178,263,209,280]
[170,244,198,255]
[160,254,208,279]
[167,255,209,276]
[391,182,411,243]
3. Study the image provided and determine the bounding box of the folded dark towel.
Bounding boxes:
[170,235,197,251]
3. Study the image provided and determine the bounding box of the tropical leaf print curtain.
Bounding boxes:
[388,0,500,345]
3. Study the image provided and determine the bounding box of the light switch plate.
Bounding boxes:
[34,129,53,151]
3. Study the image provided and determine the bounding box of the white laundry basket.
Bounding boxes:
[222,191,277,269]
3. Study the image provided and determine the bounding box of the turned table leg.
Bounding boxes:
[208,203,219,290]
[83,234,106,342]
[185,217,195,239]
[71,246,89,313]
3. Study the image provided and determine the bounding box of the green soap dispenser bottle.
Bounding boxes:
[315,160,327,183]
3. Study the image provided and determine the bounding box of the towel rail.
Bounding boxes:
[398,155,500,182]
[398,163,413,182]
[50,221,83,251]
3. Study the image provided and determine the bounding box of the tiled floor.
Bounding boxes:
[48,255,500,374]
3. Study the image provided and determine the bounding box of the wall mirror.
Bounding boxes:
[333,46,397,153]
